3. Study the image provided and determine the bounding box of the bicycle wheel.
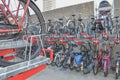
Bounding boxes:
[15,0,45,59]
[55,56,62,67]
[0,0,45,40]
[69,58,74,70]
[93,59,98,75]
[104,61,108,77]
[76,66,81,72]
[68,21,75,35]
[115,61,119,79]
[0,0,44,67]
[20,0,45,34]
[62,57,69,68]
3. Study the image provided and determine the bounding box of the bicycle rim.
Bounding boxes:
[0,0,44,67]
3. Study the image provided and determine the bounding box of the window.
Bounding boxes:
[99,1,110,8]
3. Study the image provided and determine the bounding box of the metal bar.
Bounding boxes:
[0,29,19,33]
[0,40,29,50]
[15,2,21,19]
[1,0,19,27]
[0,6,11,24]
[20,0,30,25]
[0,57,49,79]
[6,64,46,80]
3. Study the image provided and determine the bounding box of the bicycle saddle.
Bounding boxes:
[78,18,83,21]
[104,50,109,54]
[116,52,120,54]
[59,18,63,20]
[48,19,52,21]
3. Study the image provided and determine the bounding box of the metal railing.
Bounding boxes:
[0,34,49,79]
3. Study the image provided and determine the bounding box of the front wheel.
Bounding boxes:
[62,57,69,68]
[103,61,108,77]
[93,59,98,75]
[76,66,81,72]
[51,61,56,66]
[55,57,62,67]
[69,58,74,70]
[116,73,119,79]
[115,61,119,79]
[83,59,87,74]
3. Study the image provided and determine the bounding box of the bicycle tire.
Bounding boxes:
[115,61,119,79]
[20,0,45,34]
[93,59,98,75]
[0,0,45,67]
[104,61,108,77]
[69,58,74,70]
[76,66,81,72]
[115,73,119,79]
[55,56,62,67]
[62,57,69,68]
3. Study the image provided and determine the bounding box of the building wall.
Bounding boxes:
[42,1,94,22]
[55,0,93,9]
[114,0,120,17]
[43,0,56,11]
[34,0,43,12]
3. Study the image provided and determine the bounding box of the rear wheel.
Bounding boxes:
[55,56,62,67]
[20,0,45,34]
[0,0,44,67]
[0,0,45,40]
[16,0,44,60]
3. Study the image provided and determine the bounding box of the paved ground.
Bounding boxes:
[28,65,117,80]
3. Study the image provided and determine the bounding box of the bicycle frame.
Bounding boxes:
[102,43,113,77]
[103,53,110,72]
[0,0,30,33]
[113,37,120,79]
[96,49,103,67]
[116,54,120,74]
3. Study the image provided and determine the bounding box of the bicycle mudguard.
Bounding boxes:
[103,60,107,72]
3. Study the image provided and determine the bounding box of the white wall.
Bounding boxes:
[56,0,93,9]
[34,0,43,12]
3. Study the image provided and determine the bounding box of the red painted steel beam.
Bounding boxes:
[0,49,16,56]
[6,64,46,80]
[40,49,54,61]
[0,29,20,33]
[23,35,41,44]
[4,56,15,61]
